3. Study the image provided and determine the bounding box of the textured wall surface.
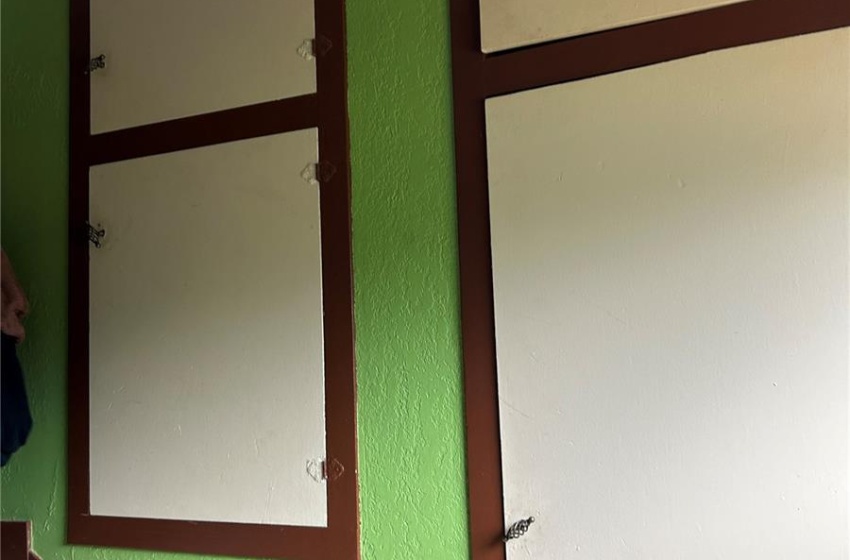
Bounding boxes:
[0,0,468,558]
[348,0,468,556]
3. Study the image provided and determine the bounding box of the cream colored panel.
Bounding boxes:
[90,0,315,133]
[480,0,750,52]
[487,29,849,558]
[89,129,327,526]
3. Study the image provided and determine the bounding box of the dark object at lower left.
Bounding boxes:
[1,334,33,466]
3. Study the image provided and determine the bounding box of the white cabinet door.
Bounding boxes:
[479,0,749,52]
[90,0,316,133]
[89,129,327,527]
[486,29,848,558]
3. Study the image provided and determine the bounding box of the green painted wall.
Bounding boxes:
[0,0,469,558]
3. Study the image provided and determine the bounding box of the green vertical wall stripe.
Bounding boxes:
[348,0,467,556]
[0,0,469,558]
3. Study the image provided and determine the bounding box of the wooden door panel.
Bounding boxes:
[90,0,316,133]
[479,0,750,53]
[486,29,848,558]
[88,129,328,527]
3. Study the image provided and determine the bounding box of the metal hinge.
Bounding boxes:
[504,516,535,542]
[297,36,333,60]
[307,458,344,482]
[86,221,106,248]
[85,54,106,74]
[301,161,337,185]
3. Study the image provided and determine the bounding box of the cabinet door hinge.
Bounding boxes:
[86,221,106,248]
[297,36,333,60]
[85,54,106,74]
[301,161,337,185]
[307,457,345,482]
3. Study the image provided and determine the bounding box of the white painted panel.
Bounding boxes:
[89,129,327,526]
[90,0,316,133]
[487,29,849,558]
[480,0,750,53]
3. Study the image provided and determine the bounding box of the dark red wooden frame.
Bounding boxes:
[1,521,38,560]
[448,1,850,558]
[68,2,359,559]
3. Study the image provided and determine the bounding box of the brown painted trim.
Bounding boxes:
[449,0,849,559]
[90,95,318,165]
[448,1,507,559]
[314,0,360,556]
[68,0,92,531]
[484,0,850,97]
[68,517,342,559]
[1,521,31,560]
[67,0,358,558]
